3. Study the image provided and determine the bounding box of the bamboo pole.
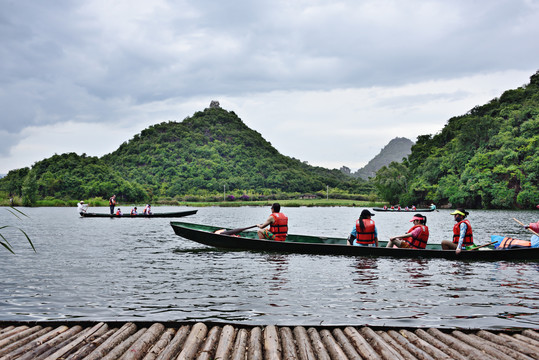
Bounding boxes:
[213,324,235,360]
[496,332,539,357]
[292,326,317,360]
[0,326,39,349]
[17,325,82,360]
[229,328,248,360]
[476,330,536,360]
[122,323,165,360]
[84,322,138,360]
[306,327,331,360]
[0,327,52,359]
[341,327,380,359]
[43,322,107,360]
[0,327,16,340]
[263,325,281,360]
[400,329,455,360]
[0,326,28,342]
[0,325,68,360]
[196,326,221,360]
[376,330,422,360]
[360,326,404,359]
[67,328,116,360]
[522,329,539,341]
[247,327,263,360]
[279,327,298,360]
[451,330,514,360]
[319,329,350,360]
[142,328,176,360]
[176,322,207,360]
[155,325,190,360]
[427,328,494,359]
[100,327,146,360]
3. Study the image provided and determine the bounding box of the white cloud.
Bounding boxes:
[0,0,538,174]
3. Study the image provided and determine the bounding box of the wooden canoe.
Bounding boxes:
[372,207,435,212]
[81,210,198,218]
[170,221,539,261]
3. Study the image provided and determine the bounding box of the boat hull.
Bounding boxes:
[81,210,197,218]
[170,222,539,261]
[372,207,435,212]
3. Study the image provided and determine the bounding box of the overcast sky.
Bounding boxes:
[1,0,538,174]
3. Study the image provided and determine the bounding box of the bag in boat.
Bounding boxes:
[496,236,531,249]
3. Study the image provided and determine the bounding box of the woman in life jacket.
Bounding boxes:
[441,208,474,254]
[257,203,288,241]
[348,209,378,247]
[386,214,429,249]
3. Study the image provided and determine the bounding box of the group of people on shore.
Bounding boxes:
[255,203,538,252]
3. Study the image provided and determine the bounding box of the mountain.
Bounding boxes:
[352,137,414,180]
[374,70,539,209]
[1,104,370,203]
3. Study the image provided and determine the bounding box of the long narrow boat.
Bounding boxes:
[372,207,435,212]
[170,221,539,261]
[81,210,198,218]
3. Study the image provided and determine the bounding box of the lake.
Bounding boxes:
[1,206,538,329]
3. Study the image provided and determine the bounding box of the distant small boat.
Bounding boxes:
[372,207,435,212]
[81,210,197,218]
[170,222,539,261]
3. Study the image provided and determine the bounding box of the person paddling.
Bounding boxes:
[386,214,429,249]
[442,208,474,254]
[257,203,288,241]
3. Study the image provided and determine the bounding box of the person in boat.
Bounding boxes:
[386,214,429,249]
[131,207,138,215]
[523,219,539,248]
[348,209,378,247]
[412,205,417,211]
[441,208,474,254]
[383,205,387,210]
[115,208,122,216]
[143,204,152,215]
[77,200,88,215]
[430,203,436,210]
[109,195,116,215]
[257,203,288,241]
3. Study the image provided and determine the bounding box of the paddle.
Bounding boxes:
[512,218,539,237]
[220,225,257,235]
[468,241,497,250]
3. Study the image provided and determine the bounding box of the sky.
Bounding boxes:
[1,0,538,175]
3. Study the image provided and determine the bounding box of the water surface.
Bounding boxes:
[1,206,537,329]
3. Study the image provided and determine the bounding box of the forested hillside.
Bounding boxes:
[373,70,539,209]
[102,107,369,197]
[0,106,370,204]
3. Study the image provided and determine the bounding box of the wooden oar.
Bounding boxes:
[512,218,539,237]
[220,225,257,235]
[469,241,497,250]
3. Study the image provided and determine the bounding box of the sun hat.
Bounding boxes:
[450,208,467,216]
[410,215,424,222]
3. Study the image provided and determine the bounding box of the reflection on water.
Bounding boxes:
[0,206,538,329]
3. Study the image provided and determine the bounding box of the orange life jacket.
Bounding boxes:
[115,210,121,215]
[109,197,116,206]
[403,225,429,249]
[355,219,376,245]
[453,219,473,246]
[498,237,531,249]
[269,213,288,241]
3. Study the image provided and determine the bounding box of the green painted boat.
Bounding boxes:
[81,210,197,218]
[170,221,539,261]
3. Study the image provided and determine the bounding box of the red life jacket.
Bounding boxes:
[355,219,376,245]
[403,225,429,249]
[498,237,531,249]
[269,213,288,241]
[115,210,121,215]
[453,219,473,246]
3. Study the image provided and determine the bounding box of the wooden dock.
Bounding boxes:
[0,321,538,359]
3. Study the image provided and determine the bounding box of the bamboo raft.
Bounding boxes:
[0,322,538,360]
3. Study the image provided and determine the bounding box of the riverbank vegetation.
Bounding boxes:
[1,71,538,209]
